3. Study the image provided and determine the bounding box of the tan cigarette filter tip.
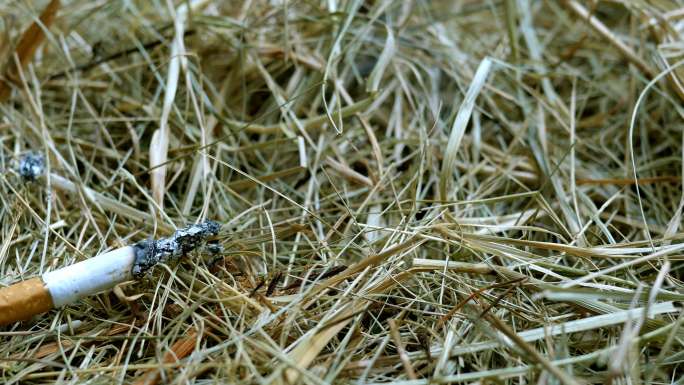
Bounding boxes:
[0,277,54,326]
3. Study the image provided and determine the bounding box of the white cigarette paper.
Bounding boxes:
[42,246,135,307]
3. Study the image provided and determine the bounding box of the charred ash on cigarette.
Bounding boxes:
[131,220,221,278]
[18,152,45,181]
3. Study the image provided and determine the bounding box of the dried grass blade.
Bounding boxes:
[0,0,60,102]
[150,1,194,209]
[388,319,417,380]
[366,24,395,93]
[439,57,493,201]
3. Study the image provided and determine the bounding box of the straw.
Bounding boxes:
[1,1,682,384]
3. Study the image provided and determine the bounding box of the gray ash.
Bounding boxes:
[131,220,221,278]
[18,152,45,181]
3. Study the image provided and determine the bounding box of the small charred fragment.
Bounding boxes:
[265,271,282,296]
[204,240,223,255]
[131,220,221,278]
[18,152,45,181]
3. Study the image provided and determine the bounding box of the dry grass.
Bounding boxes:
[1,0,683,384]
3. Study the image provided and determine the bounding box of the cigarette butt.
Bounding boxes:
[0,221,220,327]
[0,277,54,326]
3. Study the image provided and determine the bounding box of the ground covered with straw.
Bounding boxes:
[1,0,684,384]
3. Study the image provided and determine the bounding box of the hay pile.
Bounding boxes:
[1,1,683,384]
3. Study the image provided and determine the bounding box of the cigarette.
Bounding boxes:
[0,221,220,326]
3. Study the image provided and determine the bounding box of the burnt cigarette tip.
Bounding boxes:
[131,220,221,278]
